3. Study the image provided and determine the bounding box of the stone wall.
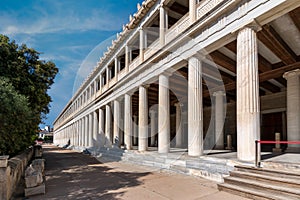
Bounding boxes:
[0,148,33,200]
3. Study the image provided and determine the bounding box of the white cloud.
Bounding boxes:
[0,2,125,36]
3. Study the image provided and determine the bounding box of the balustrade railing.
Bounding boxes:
[165,13,190,44]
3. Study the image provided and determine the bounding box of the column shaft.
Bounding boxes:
[113,100,121,145]
[283,69,300,148]
[159,6,167,46]
[99,108,105,147]
[133,116,138,146]
[105,105,112,145]
[139,86,148,151]
[188,57,203,156]
[93,111,98,147]
[158,74,170,153]
[214,91,225,149]
[189,0,196,23]
[175,103,183,148]
[139,29,144,63]
[237,26,260,161]
[88,113,93,147]
[150,111,156,146]
[124,94,132,149]
[85,115,89,146]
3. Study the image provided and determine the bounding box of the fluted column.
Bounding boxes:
[150,110,157,146]
[175,103,183,148]
[88,113,93,147]
[105,105,112,145]
[99,107,105,147]
[93,111,98,147]
[133,115,138,146]
[85,115,89,146]
[124,94,132,149]
[80,118,83,146]
[188,56,203,156]
[237,26,260,161]
[158,73,170,153]
[99,108,105,134]
[139,85,148,151]
[76,121,79,146]
[214,91,226,149]
[113,100,121,146]
[283,69,300,148]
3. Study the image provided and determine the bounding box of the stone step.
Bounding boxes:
[230,170,300,188]
[235,165,300,178]
[218,182,299,200]
[224,176,300,197]
[262,161,300,173]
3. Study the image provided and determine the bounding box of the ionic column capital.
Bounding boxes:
[283,69,300,80]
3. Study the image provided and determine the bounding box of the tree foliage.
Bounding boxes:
[0,35,58,155]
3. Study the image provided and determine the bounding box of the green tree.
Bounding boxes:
[0,77,34,155]
[0,35,58,155]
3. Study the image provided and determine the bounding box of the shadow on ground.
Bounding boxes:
[28,145,151,200]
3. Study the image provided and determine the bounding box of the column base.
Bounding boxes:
[225,147,234,150]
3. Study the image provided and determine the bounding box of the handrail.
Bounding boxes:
[255,140,300,168]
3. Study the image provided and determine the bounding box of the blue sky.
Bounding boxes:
[0,0,143,128]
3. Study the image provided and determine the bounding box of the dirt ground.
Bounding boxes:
[14,145,249,200]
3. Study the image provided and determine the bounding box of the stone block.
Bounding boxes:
[25,172,43,188]
[25,183,45,197]
[0,156,9,168]
[32,159,45,173]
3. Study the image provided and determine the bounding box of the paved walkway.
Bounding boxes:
[27,145,249,200]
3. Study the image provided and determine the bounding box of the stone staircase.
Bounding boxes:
[93,147,235,182]
[218,164,300,200]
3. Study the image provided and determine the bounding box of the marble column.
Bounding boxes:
[139,85,148,151]
[214,91,226,149]
[237,26,260,162]
[79,119,82,146]
[85,115,89,147]
[105,105,112,145]
[159,6,167,46]
[175,103,183,148]
[124,94,132,149]
[189,0,196,23]
[188,56,203,156]
[106,67,110,82]
[99,108,105,134]
[139,29,145,63]
[93,111,98,147]
[88,113,93,147]
[150,110,157,147]
[158,73,170,153]
[99,107,105,147]
[76,121,79,146]
[113,100,121,145]
[125,45,129,72]
[133,115,138,146]
[115,57,119,76]
[283,69,300,148]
